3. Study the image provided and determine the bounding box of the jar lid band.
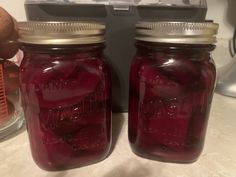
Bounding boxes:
[135,22,219,44]
[18,21,105,45]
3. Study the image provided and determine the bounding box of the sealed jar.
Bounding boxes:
[18,22,111,171]
[129,22,219,163]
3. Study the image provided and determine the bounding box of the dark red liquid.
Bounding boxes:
[129,42,216,163]
[20,44,111,171]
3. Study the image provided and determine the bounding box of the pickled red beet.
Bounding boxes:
[139,96,193,151]
[21,55,102,108]
[39,101,106,136]
[20,44,111,170]
[129,42,216,163]
[70,125,108,152]
[41,128,72,162]
[139,63,185,100]
[157,55,199,85]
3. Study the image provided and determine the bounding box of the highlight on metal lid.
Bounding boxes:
[135,21,219,44]
[18,21,105,45]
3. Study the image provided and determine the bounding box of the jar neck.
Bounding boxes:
[20,43,105,57]
[136,41,215,60]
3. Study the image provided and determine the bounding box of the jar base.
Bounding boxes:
[130,144,200,164]
[34,150,111,171]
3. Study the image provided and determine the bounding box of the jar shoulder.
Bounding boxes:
[132,53,216,72]
[20,53,109,83]
[131,54,216,91]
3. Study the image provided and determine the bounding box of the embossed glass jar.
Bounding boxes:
[129,22,219,163]
[18,22,111,171]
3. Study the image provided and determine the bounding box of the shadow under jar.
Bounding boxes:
[129,22,219,163]
[18,22,111,171]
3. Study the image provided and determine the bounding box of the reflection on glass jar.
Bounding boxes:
[18,22,111,171]
[0,42,24,139]
[129,22,219,163]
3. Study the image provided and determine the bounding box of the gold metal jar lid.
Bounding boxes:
[135,22,219,44]
[18,21,105,45]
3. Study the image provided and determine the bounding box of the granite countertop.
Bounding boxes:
[0,93,236,177]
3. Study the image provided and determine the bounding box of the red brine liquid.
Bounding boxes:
[20,44,111,170]
[129,42,216,163]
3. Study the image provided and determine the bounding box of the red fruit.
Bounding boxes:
[0,36,19,59]
[0,7,14,41]
[0,11,19,60]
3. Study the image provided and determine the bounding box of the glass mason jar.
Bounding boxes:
[129,22,219,163]
[0,32,24,139]
[18,22,111,171]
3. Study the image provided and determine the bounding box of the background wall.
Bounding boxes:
[207,0,234,39]
[0,0,26,21]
